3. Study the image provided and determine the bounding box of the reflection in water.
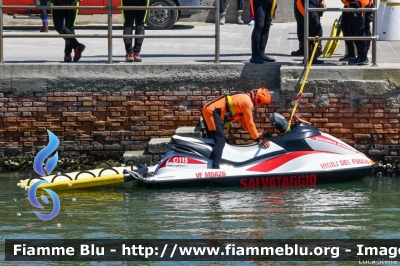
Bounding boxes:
[2,173,400,260]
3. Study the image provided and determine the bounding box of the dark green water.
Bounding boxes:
[2,172,400,265]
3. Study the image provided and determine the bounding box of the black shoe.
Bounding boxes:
[302,58,324,64]
[126,52,134,62]
[349,58,369,66]
[339,54,356,61]
[291,49,304,56]
[64,53,72,62]
[250,55,263,64]
[317,49,323,57]
[73,43,85,62]
[259,54,276,62]
[40,22,48,32]
[358,58,369,65]
[134,52,142,62]
[313,58,324,64]
[348,58,359,65]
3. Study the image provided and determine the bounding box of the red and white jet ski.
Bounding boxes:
[126,123,375,189]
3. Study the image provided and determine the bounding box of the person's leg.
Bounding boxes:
[237,0,244,24]
[52,8,72,61]
[65,1,84,62]
[291,0,304,56]
[249,0,254,25]
[365,12,372,54]
[132,0,149,62]
[349,12,367,65]
[39,0,48,32]
[220,0,227,24]
[258,0,274,62]
[122,0,135,61]
[307,10,323,64]
[250,0,266,63]
[209,109,225,169]
[340,11,356,60]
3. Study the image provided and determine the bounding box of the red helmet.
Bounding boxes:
[251,88,271,105]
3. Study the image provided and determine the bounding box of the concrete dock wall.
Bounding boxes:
[0,64,399,168]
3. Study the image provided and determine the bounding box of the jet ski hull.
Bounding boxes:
[132,124,375,189]
[137,166,373,189]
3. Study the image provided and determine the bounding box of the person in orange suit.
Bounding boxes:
[202,88,272,169]
[343,0,371,65]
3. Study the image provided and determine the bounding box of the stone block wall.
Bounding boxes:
[0,90,399,162]
[0,64,399,171]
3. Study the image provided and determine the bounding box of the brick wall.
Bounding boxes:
[0,90,399,163]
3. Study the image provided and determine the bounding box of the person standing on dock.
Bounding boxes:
[342,0,371,65]
[292,0,325,64]
[39,0,49,32]
[51,0,85,62]
[249,0,277,64]
[122,0,150,62]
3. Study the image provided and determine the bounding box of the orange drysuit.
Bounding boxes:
[202,93,259,141]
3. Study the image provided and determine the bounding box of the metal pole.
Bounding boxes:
[215,0,220,63]
[107,0,113,64]
[0,0,4,64]
[372,0,377,66]
[303,0,309,66]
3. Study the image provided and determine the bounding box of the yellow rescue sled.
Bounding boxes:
[18,163,148,191]
[319,16,343,58]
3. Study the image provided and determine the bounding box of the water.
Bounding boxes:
[2,172,400,265]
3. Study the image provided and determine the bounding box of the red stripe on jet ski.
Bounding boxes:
[247,151,318,172]
[310,135,356,152]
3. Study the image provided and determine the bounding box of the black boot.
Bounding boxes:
[250,55,263,64]
[339,54,356,61]
[291,48,304,56]
[302,57,324,64]
[303,44,324,64]
[258,53,276,62]
[317,44,323,57]
[40,22,48,33]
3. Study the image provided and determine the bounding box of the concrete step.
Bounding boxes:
[122,150,152,166]
[147,137,171,154]
[174,126,203,138]
[122,137,170,165]
[147,126,203,154]
[122,126,204,165]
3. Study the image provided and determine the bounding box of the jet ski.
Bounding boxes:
[19,120,375,190]
[125,122,375,189]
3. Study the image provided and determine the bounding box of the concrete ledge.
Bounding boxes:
[175,126,203,138]
[280,66,400,95]
[0,63,281,95]
[2,64,399,96]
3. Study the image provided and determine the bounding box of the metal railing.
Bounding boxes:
[304,3,378,66]
[0,0,219,64]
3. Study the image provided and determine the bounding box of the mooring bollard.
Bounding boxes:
[377,0,386,35]
[379,0,400,40]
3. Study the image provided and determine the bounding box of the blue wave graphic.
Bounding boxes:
[28,180,61,221]
[33,130,59,176]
